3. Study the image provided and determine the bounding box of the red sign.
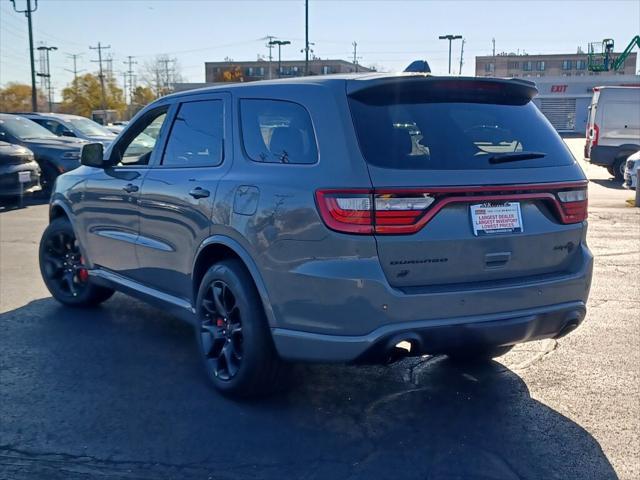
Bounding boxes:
[551,85,568,93]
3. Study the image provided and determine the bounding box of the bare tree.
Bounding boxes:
[140,54,184,98]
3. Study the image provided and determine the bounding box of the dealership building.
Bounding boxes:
[475,53,639,133]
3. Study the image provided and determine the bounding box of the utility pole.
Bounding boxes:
[90,42,111,113]
[352,41,361,72]
[269,40,290,78]
[304,0,309,75]
[124,56,137,106]
[37,45,57,112]
[65,53,85,97]
[10,0,39,111]
[459,38,465,75]
[438,34,462,74]
[492,38,496,57]
[264,35,276,79]
[158,58,174,95]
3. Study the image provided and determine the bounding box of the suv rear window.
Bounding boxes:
[240,99,318,164]
[349,92,574,170]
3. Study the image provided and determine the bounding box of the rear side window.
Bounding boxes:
[349,95,574,170]
[240,99,318,164]
[162,100,224,167]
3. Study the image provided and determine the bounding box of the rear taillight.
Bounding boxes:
[315,190,373,234]
[557,189,588,223]
[315,190,435,234]
[592,123,599,147]
[316,182,589,235]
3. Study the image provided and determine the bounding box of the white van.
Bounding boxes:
[584,86,640,179]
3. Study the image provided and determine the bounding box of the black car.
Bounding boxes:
[0,114,85,194]
[0,141,41,202]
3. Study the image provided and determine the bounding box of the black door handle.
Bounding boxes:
[189,187,210,199]
[123,183,139,193]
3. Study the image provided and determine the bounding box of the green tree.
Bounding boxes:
[0,83,46,112]
[59,73,125,118]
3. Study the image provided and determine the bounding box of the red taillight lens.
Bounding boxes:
[374,193,434,233]
[557,189,588,223]
[315,189,435,234]
[592,124,599,146]
[315,190,373,234]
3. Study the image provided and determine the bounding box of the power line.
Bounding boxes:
[90,42,110,112]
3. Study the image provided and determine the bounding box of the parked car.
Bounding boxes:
[0,114,85,194]
[0,141,40,202]
[20,112,117,147]
[584,86,640,180]
[623,150,640,190]
[105,124,124,135]
[39,74,593,398]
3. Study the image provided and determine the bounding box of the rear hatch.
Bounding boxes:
[343,76,588,288]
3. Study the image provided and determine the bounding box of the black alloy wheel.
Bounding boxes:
[199,280,244,381]
[41,229,89,299]
[195,260,287,398]
[39,218,114,307]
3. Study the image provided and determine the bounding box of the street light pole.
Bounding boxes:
[438,34,462,74]
[269,40,290,78]
[304,0,309,75]
[10,0,39,111]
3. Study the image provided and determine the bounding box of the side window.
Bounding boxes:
[162,100,224,167]
[116,110,168,166]
[240,99,318,164]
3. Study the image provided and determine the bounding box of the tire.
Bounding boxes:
[195,259,287,398]
[38,163,58,198]
[612,158,626,181]
[39,218,114,307]
[445,345,513,364]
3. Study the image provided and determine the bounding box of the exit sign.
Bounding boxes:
[551,85,568,93]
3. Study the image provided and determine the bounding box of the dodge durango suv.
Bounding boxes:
[39,74,593,398]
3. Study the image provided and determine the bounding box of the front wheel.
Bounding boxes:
[611,158,626,181]
[39,218,114,307]
[445,345,513,364]
[195,260,287,398]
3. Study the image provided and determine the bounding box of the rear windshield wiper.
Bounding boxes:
[488,151,546,164]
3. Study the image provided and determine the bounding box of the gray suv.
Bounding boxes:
[38,74,593,397]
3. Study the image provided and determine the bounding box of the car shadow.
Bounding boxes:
[0,195,48,213]
[0,296,617,480]
[590,178,626,190]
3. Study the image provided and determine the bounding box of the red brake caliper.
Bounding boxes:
[78,256,89,283]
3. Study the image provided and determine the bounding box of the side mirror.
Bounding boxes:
[80,143,105,168]
[61,130,76,137]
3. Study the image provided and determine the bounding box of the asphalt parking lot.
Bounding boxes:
[1,138,638,480]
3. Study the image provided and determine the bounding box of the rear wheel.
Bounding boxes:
[39,218,114,307]
[195,260,287,398]
[445,345,513,363]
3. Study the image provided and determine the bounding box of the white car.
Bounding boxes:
[623,150,640,190]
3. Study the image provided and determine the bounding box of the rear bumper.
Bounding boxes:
[587,145,619,167]
[273,301,586,363]
[270,244,593,363]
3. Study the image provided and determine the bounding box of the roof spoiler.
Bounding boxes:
[347,76,538,105]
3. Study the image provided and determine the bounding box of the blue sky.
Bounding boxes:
[1,0,639,100]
